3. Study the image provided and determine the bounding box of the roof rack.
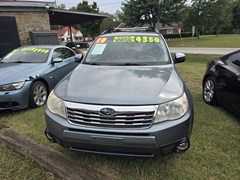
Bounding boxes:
[101,27,160,35]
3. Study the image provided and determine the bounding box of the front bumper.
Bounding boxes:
[45,107,193,157]
[0,82,31,110]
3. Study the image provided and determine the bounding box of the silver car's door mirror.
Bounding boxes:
[52,58,63,63]
[75,54,83,63]
[174,53,185,63]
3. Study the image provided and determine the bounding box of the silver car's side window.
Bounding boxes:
[53,48,75,61]
[53,48,63,59]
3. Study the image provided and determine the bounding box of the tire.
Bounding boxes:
[203,76,218,105]
[29,81,48,108]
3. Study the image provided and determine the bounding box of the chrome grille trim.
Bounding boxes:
[65,102,158,129]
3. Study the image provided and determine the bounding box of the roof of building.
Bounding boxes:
[0,1,108,25]
[0,0,54,11]
[49,9,108,25]
[52,26,83,37]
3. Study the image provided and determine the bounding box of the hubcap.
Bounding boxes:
[33,84,47,106]
[204,79,215,102]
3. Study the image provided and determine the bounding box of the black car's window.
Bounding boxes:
[84,35,170,65]
[76,43,90,49]
[53,48,75,60]
[230,53,240,66]
[66,42,75,48]
[1,47,50,63]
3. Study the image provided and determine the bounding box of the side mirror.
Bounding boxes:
[52,58,63,63]
[174,53,185,63]
[75,54,83,63]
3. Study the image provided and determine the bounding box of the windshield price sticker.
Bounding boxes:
[91,44,107,55]
[12,49,19,53]
[96,37,107,44]
[113,36,135,43]
[113,36,160,43]
[22,48,49,53]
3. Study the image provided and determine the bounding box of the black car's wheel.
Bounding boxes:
[29,81,48,108]
[203,76,218,105]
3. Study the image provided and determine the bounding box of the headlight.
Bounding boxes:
[0,82,25,91]
[47,90,66,118]
[154,93,189,123]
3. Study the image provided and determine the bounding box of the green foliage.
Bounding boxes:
[121,0,187,27]
[75,1,100,38]
[76,0,99,12]
[57,3,66,9]
[231,0,240,33]
[185,0,232,37]
[100,13,120,33]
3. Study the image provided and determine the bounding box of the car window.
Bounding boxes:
[1,47,50,63]
[66,42,75,48]
[76,43,90,49]
[53,48,75,60]
[84,35,170,66]
[63,48,75,59]
[230,53,240,66]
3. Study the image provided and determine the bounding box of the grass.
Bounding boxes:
[0,144,55,179]
[0,54,240,179]
[166,34,240,48]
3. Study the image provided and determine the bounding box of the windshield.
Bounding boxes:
[1,47,50,63]
[84,35,170,65]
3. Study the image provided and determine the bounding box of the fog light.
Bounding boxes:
[176,141,190,152]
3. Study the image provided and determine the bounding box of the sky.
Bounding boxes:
[30,0,191,14]
[56,0,123,13]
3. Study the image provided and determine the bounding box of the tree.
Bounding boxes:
[57,3,66,9]
[121,0,187,28]
[100,12,121,32]
[75,1,100,38]
[186,0,231,38]
[231,0,240,33]
[206,0,232,36]
[185,0,209,38]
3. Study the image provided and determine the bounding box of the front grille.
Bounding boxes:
[66,102,157,129]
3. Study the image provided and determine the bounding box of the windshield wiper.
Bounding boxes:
[84,62,101,65]
[124,63,148,66]
[13,61,31,63]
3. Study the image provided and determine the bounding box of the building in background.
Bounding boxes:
[52,26,83,44]
[0,0,107,57]
[157,23,183,35]
[0,0,54,44]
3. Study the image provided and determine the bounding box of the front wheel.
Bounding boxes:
[29,81,48,108]
[203,76,218,105]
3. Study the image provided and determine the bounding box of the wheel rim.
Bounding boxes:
[33,84,47,106]
[204,79,215,102]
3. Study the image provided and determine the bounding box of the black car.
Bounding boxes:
[65,42,90,55]
[202,50,240,116]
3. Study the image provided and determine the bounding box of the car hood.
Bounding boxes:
[55,64,184,105]
[0,63,46,84]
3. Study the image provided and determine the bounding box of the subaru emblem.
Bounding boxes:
[99,108,115,116]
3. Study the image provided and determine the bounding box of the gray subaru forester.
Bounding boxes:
[45,27,194,157]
